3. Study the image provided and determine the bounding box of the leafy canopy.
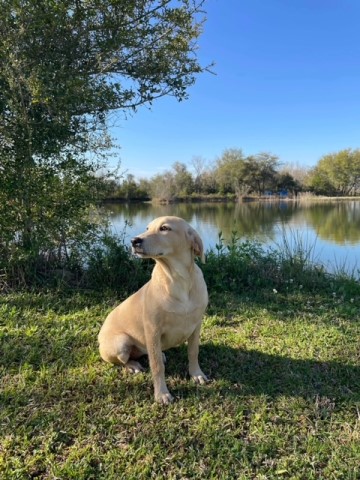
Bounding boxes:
[308,149,360,196]
[0,0,208,159]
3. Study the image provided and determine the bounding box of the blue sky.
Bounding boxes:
[112,0,360,178]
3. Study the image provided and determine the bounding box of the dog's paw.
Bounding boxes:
[191,372,209,385]
[125,360,144,374]
[155,392,174,405]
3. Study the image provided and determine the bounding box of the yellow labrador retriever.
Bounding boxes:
[98,216,208,404]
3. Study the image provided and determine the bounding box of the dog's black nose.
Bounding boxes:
[131,237,143,247]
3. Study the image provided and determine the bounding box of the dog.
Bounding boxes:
[98,216,209,404]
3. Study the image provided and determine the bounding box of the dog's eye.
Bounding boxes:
[160,225,171,232]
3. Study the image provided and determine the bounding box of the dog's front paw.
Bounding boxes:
[155,392,174,405]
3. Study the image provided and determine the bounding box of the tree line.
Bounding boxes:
[107,148,360,201]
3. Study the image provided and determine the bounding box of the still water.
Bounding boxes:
[104,201,360,276]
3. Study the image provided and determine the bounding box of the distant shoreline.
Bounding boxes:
[102,194,360,204]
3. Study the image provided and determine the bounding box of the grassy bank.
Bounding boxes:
[1,243,359,479]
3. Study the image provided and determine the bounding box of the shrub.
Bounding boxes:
[201,231,358,298]
[202,232,279,293]
[84,232,152,295]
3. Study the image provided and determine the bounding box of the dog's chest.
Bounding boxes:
[160,309,203,350]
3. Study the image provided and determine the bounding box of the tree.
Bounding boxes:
[243,152,279,195]
[280,163,309,188]
[308,149,360,196]
[0,0,208,285]
[214,149,280,197]
[171,162,194,195]
[276,172,301,197]
[150,171,176,201]
[1,0,207,157]
[214,149,247,195]
[190,155,207,193]
[148,162,194,200]
[110,174,151,200]
[199,166,219,194]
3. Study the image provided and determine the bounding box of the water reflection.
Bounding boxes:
[302,201,360,245]
[104,201,360,245]
[103,200,360,273]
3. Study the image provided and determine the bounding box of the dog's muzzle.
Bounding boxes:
[131,236,144,254]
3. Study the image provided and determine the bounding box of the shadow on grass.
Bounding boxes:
[197,343,360,402]
[2,334,358,406]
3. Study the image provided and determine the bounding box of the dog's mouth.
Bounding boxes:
[132,247,163,258]
[132,246,144,256]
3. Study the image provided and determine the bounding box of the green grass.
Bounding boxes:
[1,282,359,480]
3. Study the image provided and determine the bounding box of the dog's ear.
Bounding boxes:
[187,227,205,263]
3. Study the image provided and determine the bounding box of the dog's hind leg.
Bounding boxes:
[116,334,145,373]
[123,359,144,373]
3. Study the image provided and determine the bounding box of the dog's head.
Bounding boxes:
[131,216,205,263]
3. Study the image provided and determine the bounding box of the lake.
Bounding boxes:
[103,200,360,277]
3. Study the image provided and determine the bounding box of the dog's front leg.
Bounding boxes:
[187,324,208,384]
[145,326,174,405]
